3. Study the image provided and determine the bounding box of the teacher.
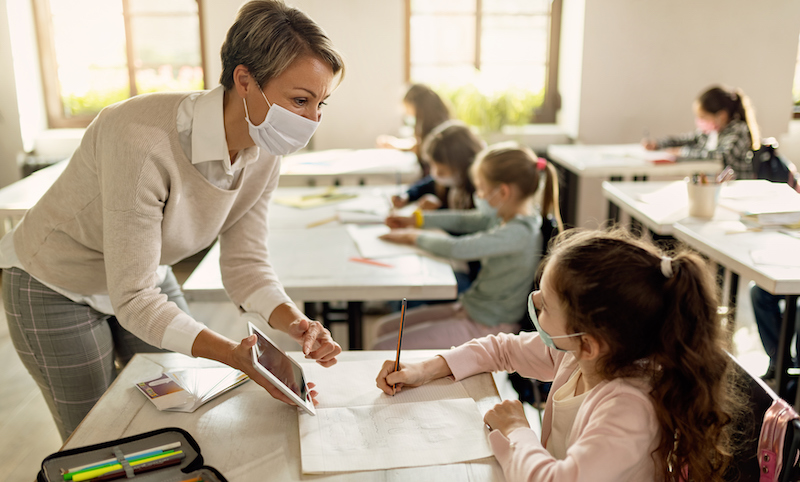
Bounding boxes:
[0,0,344,440]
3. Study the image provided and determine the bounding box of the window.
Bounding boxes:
[32,0,206,128]
[405,0,562,128]
[794,34,800,119]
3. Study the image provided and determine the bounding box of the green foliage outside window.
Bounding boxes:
[436,85,545,133]
[63,77,204,118]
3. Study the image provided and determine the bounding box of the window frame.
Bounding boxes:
[31,0,208,129]
[404,0,562,125]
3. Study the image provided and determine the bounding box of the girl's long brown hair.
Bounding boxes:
[420,121,484,209]
[403,84,451,148]
[698,85,761,150]
[541,229,745,481]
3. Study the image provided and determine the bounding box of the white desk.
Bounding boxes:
[601,180,688,236]
[0,148,419,227]
[0,159,67,231]
[546,144,721,228]
[279,148,420,187]
[669,197,800,403]
[183,186,458,348]
[604,179,800,403]
[63,351,506,481]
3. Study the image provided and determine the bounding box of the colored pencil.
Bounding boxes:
[62,442,182,476]
[72,451,184,482]
[89,456,184,482]
[348,257,393,268]
[306,215,337,228]
[64,449,177,480]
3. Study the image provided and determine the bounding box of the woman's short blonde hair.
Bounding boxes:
[219,0,345,90]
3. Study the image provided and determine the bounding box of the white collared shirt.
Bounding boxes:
[176,85,261,190]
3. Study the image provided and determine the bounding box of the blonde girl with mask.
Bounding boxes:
[376,229,745,482]
[371,142,562,350]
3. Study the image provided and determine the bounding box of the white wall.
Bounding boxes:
[201,0,405,150]
[2,0,800,188]
[0,0,24,186]
[569,0,800,145]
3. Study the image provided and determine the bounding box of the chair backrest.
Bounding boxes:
[752,138,800,193]
[728,355,800,482]
[517,213,560,331]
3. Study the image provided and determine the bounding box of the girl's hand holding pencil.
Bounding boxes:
[376,354,453,396]
[376,360,427,396]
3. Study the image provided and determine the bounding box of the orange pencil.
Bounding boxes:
[393,298,407,390]
[348,257,394,268]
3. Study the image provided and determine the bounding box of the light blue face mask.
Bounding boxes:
[528,291,585,352]
[473,190,499,218]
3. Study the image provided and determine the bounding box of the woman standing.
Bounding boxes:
[0,0,344,440]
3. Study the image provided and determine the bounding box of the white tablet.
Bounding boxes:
[247,322,316,415]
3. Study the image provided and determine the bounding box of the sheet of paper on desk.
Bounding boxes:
[346,224,424,258]
[336,193,390,224]
[637,181,687,205]
[298,359,492,474]
[303,359,470,408]
[719,182,800,216]
[751,249,800,268]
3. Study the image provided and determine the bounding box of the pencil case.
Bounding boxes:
[37,427,227,482]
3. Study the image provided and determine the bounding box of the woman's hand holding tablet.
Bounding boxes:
[246,322,318,415]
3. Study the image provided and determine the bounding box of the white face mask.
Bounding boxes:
[243,89,320,156]
[473,188,500,218]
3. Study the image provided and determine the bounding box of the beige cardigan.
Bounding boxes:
[15,92,291,348]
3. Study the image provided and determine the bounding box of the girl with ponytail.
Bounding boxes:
[642,84,760,179]
[376,228,745,481]
[371,142,562,350]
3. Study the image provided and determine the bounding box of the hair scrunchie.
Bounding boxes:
[660,256,674,278]
[536,157,547,171]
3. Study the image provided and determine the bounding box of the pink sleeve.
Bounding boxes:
[489,386,659,482]
[440,332,563,382]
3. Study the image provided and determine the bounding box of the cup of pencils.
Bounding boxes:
[686,170,728,219]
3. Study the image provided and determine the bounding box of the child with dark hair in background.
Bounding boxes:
[418,120,484,210]
[372,142,562,350]
[642,85,761,179]
[377,229,746,482]
[377,84,455,210]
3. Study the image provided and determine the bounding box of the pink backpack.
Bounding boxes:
[759,398,800,482]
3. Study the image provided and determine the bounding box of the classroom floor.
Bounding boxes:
[0,262,769,480]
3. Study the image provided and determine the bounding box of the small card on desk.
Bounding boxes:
[135,367,249,412]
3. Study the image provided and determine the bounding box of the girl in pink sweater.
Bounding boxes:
[377,229,744,481]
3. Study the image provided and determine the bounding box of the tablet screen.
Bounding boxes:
[253,329,308,401]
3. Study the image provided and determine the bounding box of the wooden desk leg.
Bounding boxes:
[776,295,798,401]
[347,302,363,350]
